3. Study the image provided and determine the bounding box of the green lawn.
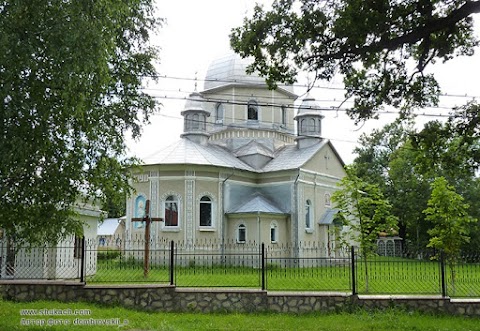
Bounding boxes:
[2,299,480,331]
[88,255,480,297]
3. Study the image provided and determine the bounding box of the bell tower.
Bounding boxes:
[295,94,325,149]
[181,91,210,145]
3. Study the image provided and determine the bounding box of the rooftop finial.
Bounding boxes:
[194,71,198,92]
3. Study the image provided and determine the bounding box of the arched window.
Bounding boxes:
[192,113,200,130]
[247,100,258,120]
[165,195,179,227]
[305,200,312,230]
[281,105,287,127]
[309,118,316,132]
[270,222,278,243]
[300,119,306,134]
[215,103,224,124]
[237,224,246,243]
[199,196,212,227]
[185,114,192,131]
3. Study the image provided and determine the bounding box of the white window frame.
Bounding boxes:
[237,223,246,243]
[247,99,259,121]
[305,199,313,232]
[163,194,180,229]
[270,222,278,243]
[215,103,224,124]
[199,195,215,229]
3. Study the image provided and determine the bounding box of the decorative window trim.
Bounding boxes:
[160,192,182,229]
[305,199,313,231]
[270,221,278,244]
[197,193,216,229]
[281,105,287,127]
[247,99,259,121]
[215,103,224,124]
[237,223,247,243]
[309,118,316,132]
[325,193,332,207]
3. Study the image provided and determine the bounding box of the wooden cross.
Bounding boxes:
[131,199,163,278]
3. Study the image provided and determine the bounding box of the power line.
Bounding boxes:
[143,73,480,100]
[147,93,455,119]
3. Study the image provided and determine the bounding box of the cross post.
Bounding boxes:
[131,199,163,278]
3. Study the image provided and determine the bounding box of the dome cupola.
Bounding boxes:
[181,91,210,145]
[294,94,325,148]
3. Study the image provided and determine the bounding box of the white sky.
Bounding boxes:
[126,0,480,165]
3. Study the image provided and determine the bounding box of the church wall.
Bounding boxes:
[302,144,346,179]
[299,180,317,242]
[225,215,259,244]
[259,215,289,246]
[203,86,295,132]
[295,170,341,253]
[193,176,222,242]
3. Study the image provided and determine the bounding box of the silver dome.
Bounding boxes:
[203,53,295,95]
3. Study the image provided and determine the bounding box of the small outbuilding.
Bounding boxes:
[0,202,103,279]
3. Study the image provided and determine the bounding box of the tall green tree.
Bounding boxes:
[352,119,430,250]
[231,0,480,121]
[387,141,432,250]
[351,105,480,252]
[332,166,398,292]
[0,1,161,245]
[423,177,476,293]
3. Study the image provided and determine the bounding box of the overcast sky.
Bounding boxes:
[126,0,480,165]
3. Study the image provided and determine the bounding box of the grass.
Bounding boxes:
[87,253,480,297]
[2,298,480,331]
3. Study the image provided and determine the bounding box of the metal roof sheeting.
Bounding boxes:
[227,193,286,214]
[318,208,340,225]
[142,138,331,173]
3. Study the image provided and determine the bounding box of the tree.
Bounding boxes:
[351,119,430,250]
[230,0,480,122]
[0,1,161,245]
[387,141,432,251]
[332,166,398,292]
[412,102,480,181]
[423,177,476,293]
[350,106,480,252]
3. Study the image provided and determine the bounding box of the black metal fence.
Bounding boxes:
[2,238,480,298]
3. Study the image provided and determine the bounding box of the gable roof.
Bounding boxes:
[226,193,286,215]
[261,140,328,172]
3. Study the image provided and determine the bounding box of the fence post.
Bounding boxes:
[80,236,86,283]
[169,240,174,286]
[351,246,356,295]
[261,243,265,291]
[440,251,447,297]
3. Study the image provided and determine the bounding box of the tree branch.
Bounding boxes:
[335,0,480,59]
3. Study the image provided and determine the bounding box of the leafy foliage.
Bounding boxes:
[350,102,480,252]
[0,1,161,245]
[332,166,398,256]
[424,177,476,262]
[230,0,480,121]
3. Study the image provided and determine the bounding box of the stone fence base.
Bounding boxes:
[1,281,480,316]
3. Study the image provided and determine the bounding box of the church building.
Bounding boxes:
[126,53,348,258]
